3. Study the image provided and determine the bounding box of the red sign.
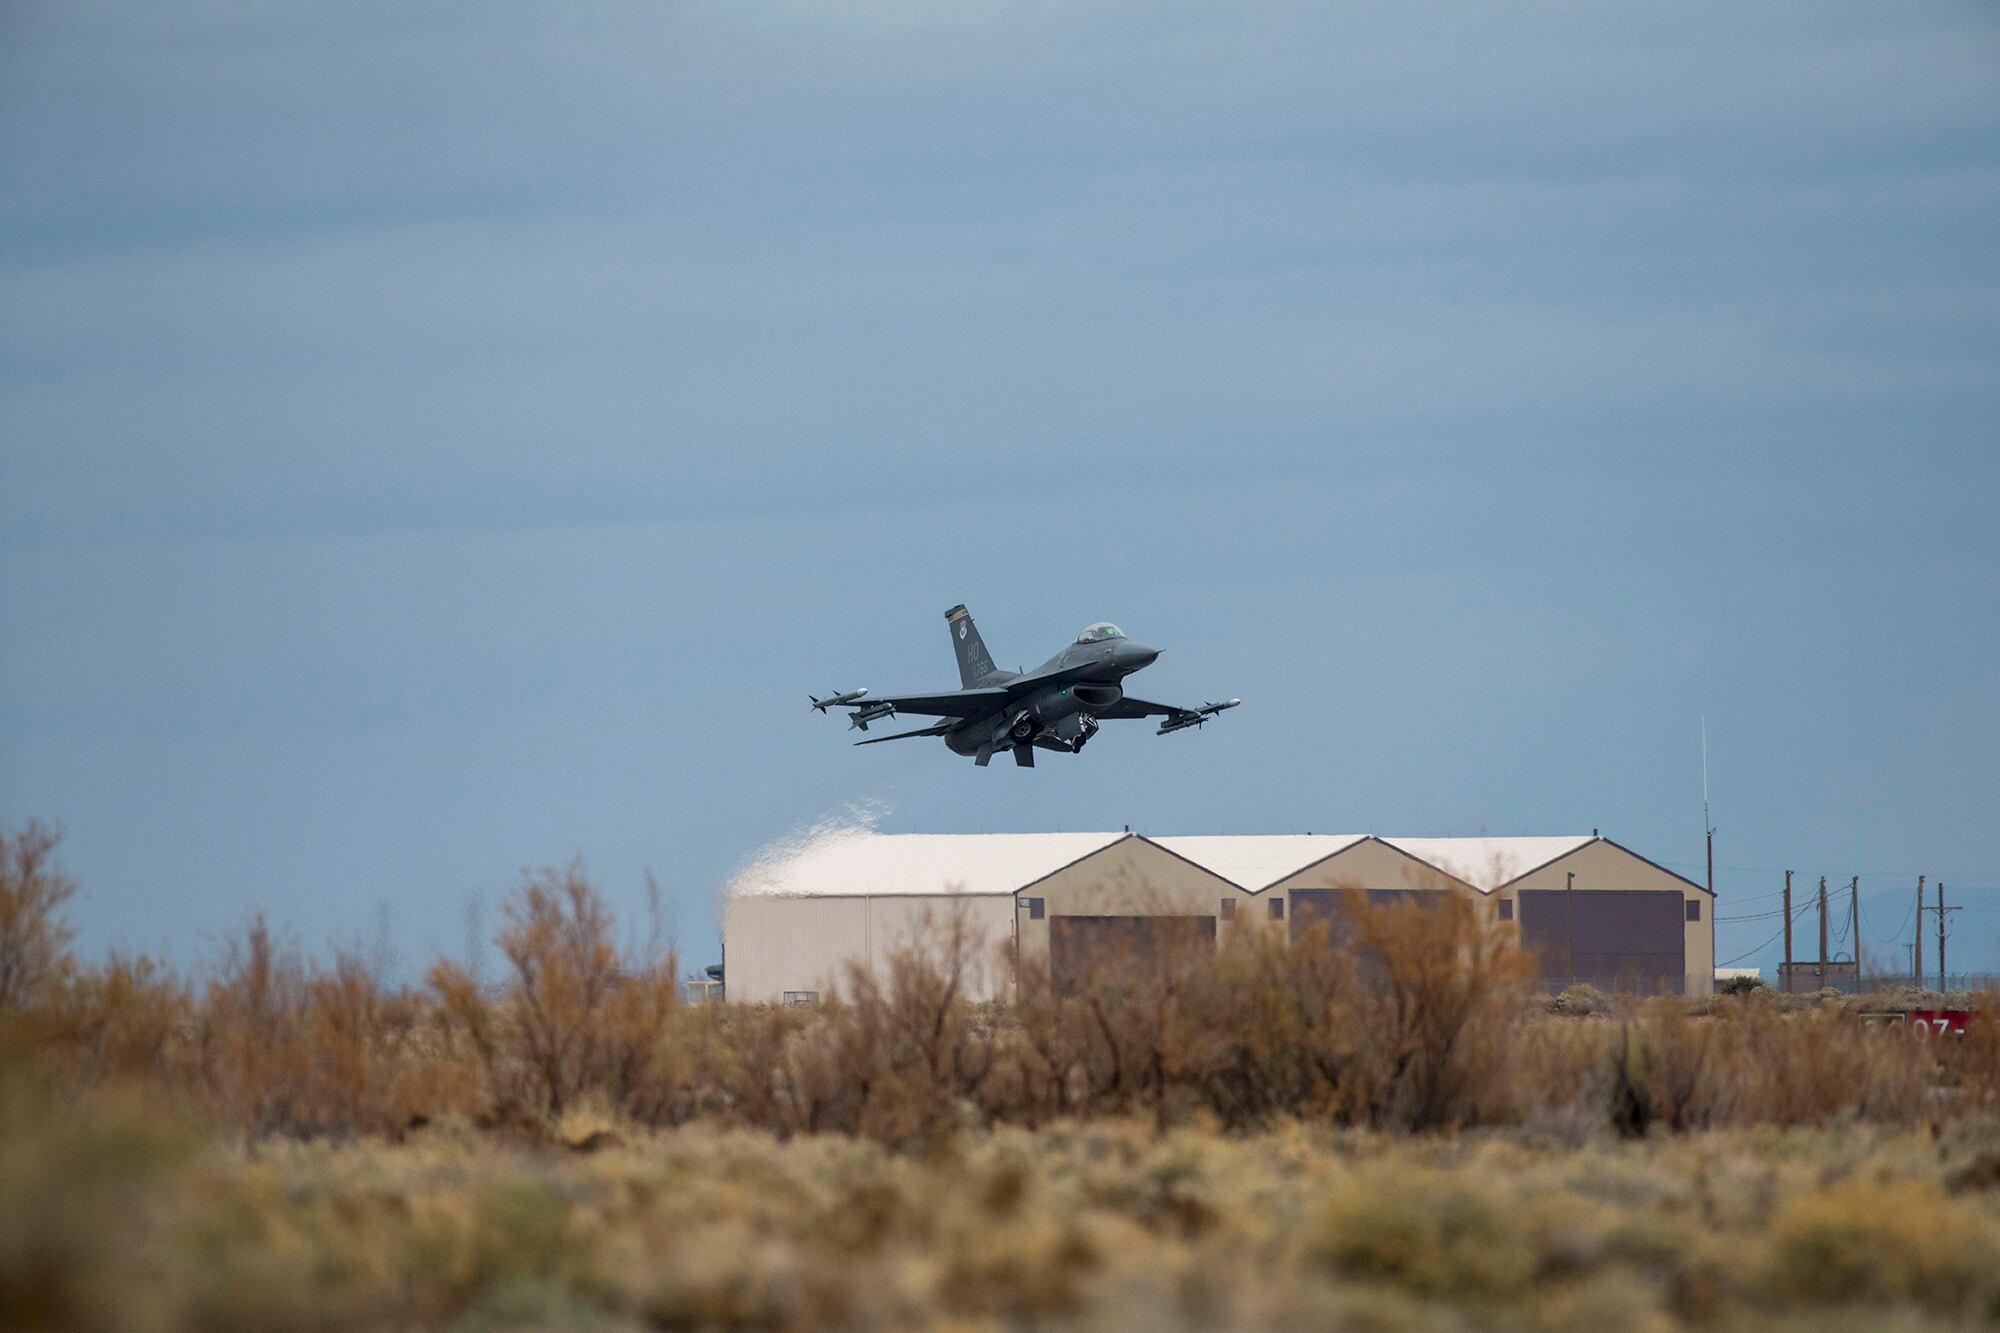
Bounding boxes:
[1907,1010,1972,1038]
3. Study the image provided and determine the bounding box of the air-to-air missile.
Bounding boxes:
[1156,698,1241,735]
[809,688,869,713]
[848,701,897,731]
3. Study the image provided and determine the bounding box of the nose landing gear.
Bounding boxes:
[1058,713,1101,753]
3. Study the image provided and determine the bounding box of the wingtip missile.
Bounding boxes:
[810,688,868,713]
[1156,698,1241,736]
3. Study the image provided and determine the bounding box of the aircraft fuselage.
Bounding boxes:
[941,635,1160,757]
[813,606,1234,767]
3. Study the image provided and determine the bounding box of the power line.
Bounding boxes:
[1869,894,1917,948]
[1718,901,1816,968]
[1721,916,1800,967]
[1713,885,1791,907]
[1660,858,2000,882]
[1717,907,1792,923]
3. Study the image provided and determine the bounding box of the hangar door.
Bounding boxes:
[1049,915,1215,994]
[1289,888,1437,943]
[1517,890,1684,994]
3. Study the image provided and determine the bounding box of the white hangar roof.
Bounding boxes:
[1151,835,1367,891]
[726,831,1126,898]
[726,831,1608,899]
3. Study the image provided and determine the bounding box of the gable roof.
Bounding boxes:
[1149,835,1367,892]
[726,831,1127,898]
[724,830,1687,902]
[1592,836,1714,896]
[1375,836,1597,893]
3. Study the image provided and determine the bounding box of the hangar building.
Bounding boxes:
[720,831,1714,1002]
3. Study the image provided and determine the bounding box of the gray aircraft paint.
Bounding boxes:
[814,605,1239,768]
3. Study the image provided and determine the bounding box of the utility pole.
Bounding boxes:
[1817,876,1828,988]
[1565,870,1576,986]
[1937,881,1961,992]
[1850,876,1860,979]
[1914,875,1924,985]
[1701,719,1714,899]
[1782,870,1793,993]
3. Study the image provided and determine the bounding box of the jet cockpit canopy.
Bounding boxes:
[1076,622,1126,644]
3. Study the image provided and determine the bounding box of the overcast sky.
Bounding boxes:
[3,1,1996,979]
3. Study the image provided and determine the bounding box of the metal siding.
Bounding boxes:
[1270,838,1471,895]
[860,896,1015,1001]
[1517,889,1685,993]
[722,896,871,1003]
[1035,836,1247,917]
[722,894,1014,1003]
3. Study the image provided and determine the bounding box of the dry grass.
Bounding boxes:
[7,1083,2000,1331]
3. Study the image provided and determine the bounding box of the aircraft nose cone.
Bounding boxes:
[1123,641,1161,668]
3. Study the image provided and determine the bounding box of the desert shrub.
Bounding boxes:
[985,960,1096,1124]
[498,859,625,1116]
[0,1070,198,1331]
[301,947,436,1133]
[1718,974,1766,996]
[189,918,461,1139]
[999,894,1529,1135]
[729,906,1002,1144]
[1339,894,1533,1131]
[1300,1159,1539,1299]
[432,859,680,1124]
[832,906,997,1142]
[1021,908,1221,1127]
[15,818,2000,1151]
[0,820,76,1012]
[1161,922,1360,1130]
[1765,1175,2000,1314]
[1724,1002,1933,1127]
[196,914,315,1136]
[1550,982,1612,1016]
[41,949,192,1087]
[1629,1000,1724,1133]
[1509,1012,1616,1134]
[1940,998,2000,1113]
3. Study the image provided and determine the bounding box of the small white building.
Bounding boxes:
[720,830,1715,1002]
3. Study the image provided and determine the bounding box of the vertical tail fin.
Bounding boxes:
[945,604,1001,687]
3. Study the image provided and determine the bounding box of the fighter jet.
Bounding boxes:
[810,604,1239,767]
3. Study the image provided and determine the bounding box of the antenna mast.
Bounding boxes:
[1702,718,1714,898]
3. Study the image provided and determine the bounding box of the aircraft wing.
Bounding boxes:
[854,721,956,746]
[1094,695,1184,719]
[1098,694,1241,733]
[841,686,1011,718]
[822,659,1117,730]
[836,664,1102,719]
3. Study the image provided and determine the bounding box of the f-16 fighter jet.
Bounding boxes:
[809,604,1239,767]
